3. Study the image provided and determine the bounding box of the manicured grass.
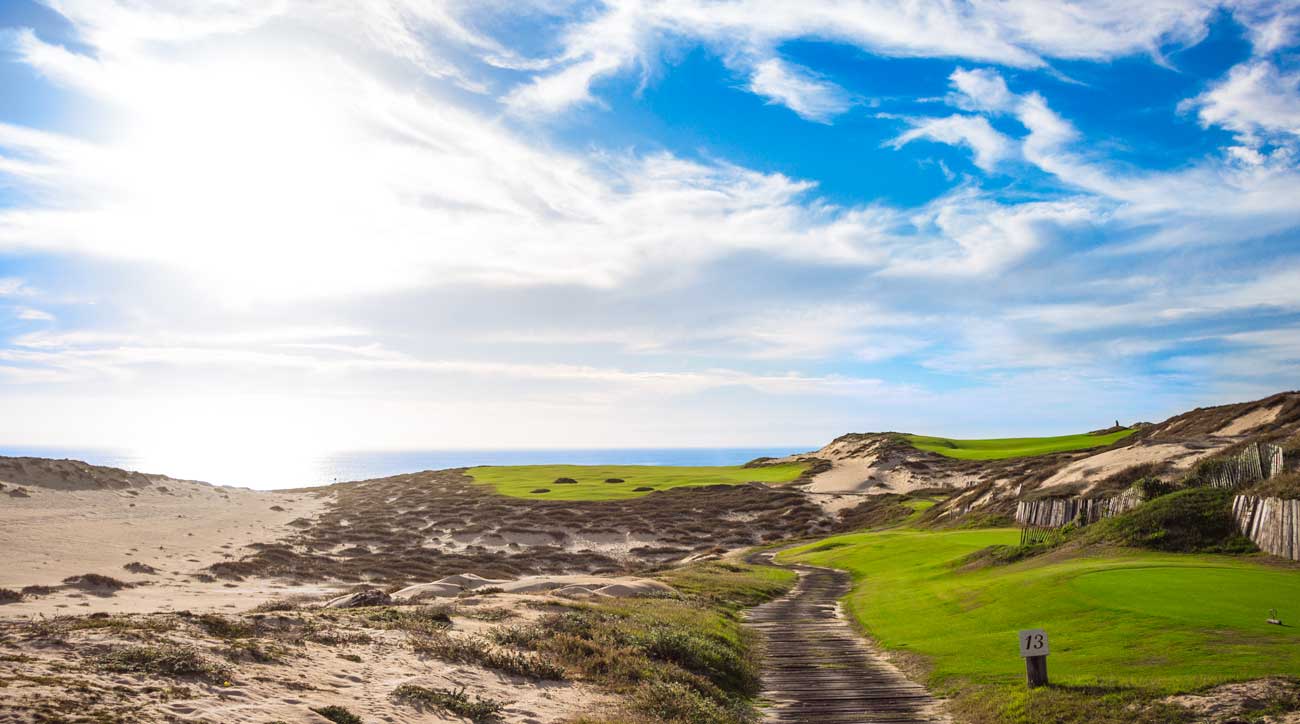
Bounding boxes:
[782,529,1300,694]
[903,428,1136,460]
[467,463,807,500]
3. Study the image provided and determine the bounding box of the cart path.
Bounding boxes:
[743,551,950,724]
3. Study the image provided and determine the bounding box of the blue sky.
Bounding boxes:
[1,0,1299,462]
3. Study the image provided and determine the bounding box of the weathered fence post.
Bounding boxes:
[1018,628,1049,688]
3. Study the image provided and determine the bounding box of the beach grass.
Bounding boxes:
[902,428,1136,460]
[781,528,1300,713]
[467,463,807,500]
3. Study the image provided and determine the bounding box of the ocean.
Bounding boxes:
[0,445,812,490]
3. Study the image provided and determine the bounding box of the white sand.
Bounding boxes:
[0,477,331,616]
[1213,404,1284,436]
[1037,442,1223,493]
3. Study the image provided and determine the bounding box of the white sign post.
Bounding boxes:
[1018,629,1049,688]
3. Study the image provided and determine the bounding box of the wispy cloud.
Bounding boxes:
[746,58,851,122]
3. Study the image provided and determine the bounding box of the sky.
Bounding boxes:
[1,0,1300,465]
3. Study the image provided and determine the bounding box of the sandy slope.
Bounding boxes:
[0,588,615,723]
[0,477,331,616]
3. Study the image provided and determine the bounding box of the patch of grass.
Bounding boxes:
[1241,470,1300,500]
[310,705,363,724]
[467,463,807,501]
[783,527,1300,722]
[391,684,506,722]
[97,644,232,681]
[903,428,1136,460]
[950,683,1194,724]
[656,561,795,610]
[363,605,453,634]
[1084,487,1256,553]
[0,588,21,604]
[410,631,566,680]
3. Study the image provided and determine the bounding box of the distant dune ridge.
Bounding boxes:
[0,455,208,492]
[768,390,1300,523]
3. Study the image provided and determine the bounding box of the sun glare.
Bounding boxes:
[125,396,330,489]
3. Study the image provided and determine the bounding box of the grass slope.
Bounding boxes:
[468,463,807,501]
[903,429,1136,460]
[783,529,1300,696]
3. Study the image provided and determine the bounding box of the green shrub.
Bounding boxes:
[634,627,756,695]
[309,705,363,724]
[1130,476,1178,500]
[391,684,505,722]
[628,680,746,724]
[1086,488,1255,553]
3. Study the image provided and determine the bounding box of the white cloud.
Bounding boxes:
[746,58,851,122]
[0,277,32,296]
[1181,60,1300,144]
[947,67,1016,113]
[889,114,1012,171]
[503,0,1225,115]
[14,308,54,321]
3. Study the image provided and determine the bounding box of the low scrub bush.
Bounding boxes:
[309,705,363,724]
[63,573,132,590]
[97,644,231,681]
[195,613,257,639]
[629,680,747,724]
[1086,487,1255,553]
[410,631,564,680]
[391,684,505,722]
[365,605,453,634]
[0,588,22,604]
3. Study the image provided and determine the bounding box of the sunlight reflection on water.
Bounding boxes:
[0,445,808,490]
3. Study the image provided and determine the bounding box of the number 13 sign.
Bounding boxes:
[1018,629,1049,657]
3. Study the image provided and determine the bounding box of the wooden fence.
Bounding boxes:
[1233,495,1300,561]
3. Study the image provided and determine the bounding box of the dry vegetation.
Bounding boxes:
[0,560,792,723]
[207,469,833,586]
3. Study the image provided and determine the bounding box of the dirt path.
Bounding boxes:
[744,551,949,723]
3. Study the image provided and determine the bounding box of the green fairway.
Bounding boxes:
[783,529,1300,693]
[467,463,807,500]
[903,428,1136,459]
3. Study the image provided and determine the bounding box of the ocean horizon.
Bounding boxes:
[0,445,813,490]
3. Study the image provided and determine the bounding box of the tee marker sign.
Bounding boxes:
[1018,629,1049,688]
[1018,629,1049,657]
